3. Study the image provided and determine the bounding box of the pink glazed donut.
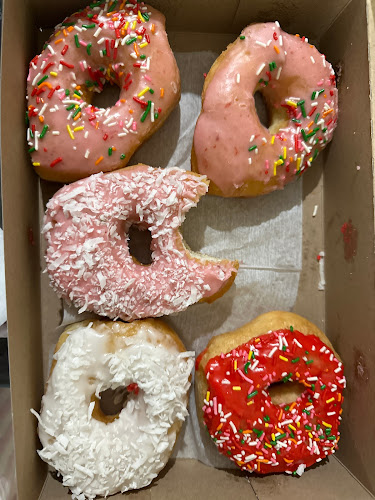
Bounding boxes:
[43,164,238,321]
[26,1,180,183]
[192,22,338,197]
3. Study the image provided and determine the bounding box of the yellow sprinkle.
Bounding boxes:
[73,93,81,100]
[297,421,301,428]
[55,30,61,37]
[322,421,332,428]
[73,126,84,132]
[279,355,288,362]
[50,71,58,77]
[286,100,297,108]
[326,398,335,404]
[276,159,283,166]
[66,124,74,140]
[95,156,104,165]
[139,42,148,48]
[271,433,276,441]
[273,161,277,176]
[124,21,129,30]
[283,147,287,159]
[308,432,313,439]
[232,386,241,391]
[309,157,313,163]
[271,135,275,145]
[265,423,269,428]
[234,360,237,371]
[138,10,145,22]
[132,21,137,30]
[137,86,150,97]
[288,424,296,431]
[248,351,252,360]
[32,162,40,166]
[206,391,210,401]
[296,157,301,170]
[264,443,272,448]
[247,400,254,405]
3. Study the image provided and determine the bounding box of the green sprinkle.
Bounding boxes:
[327,436,336,441]
[285,406,290,411]
[306,360,314,365]
[244,361,251,374]
[140,54,146,60]
[74,34,80,48]
[282,345,287,351]
[292,118,301,124]
[149,88,154,94]
[322,127,328,133]
[65,89,70,96]
[213,437,217,442]
[314,113,320,123]
[82,24,96,29]
[248,145,257,151]
[126,37,137,45]
[66,104,75,111]
[247,390,258,399]
[291,357,300,363]
[87,13,94,18]
[85,80,94,87]
[301,129,308,142]
[239,429,243,433]
[62,21,75,26]
[316,424,321,430]
[290,326,294,332]
[102,49,107,56]
[301,104,307,118]
[154,113,159,119]
[318,89,325,96]
[311,91,316,99]
[269,61,277,71]
[28,147,36,153]
[297,100,305,106]
[326,428,331,435]
[282,373,293,383]
[87,43,92,55]
[290,430,295,438]
[240,35,245,40]
[227,450,232,455]
[313,149,319,160]
[305,351,309,354]
[108,0,118,12]
[72,107,81,118]
[321,384,326,390]
[120,153,126,160]
[241,439,245,444]
[302,409,311,415]
[253,428,263,437]
[140,100,152,122]
[143,12,149,21]
[292,471,298,476]
[305,425,312,430]
[264,415,270,422]
[311,384,315,391]
[275,433,287,441]
[108,147,113,156]
[40,125,49,139]
[30,129,34,138]
[36,75,48,86]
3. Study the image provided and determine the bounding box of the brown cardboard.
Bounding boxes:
[2,0,375,498]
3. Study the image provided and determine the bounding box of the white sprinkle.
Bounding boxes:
[293,339,302,348]
[275,21,280,27]
[118,132,128,137]
[279,35,283,47]
[229,421,237,434]
[310,56,315,64]
[236,73,241,84]
[255,40,267,48]
[256,63,266,76]
[74,25,82,33]
[262,137,267,144]
[307,376,318,382]
[268,347,277,358]
[97,37,105,44]
[84,149,90,159]
[52,131,60,135]
[150,102,155,122]
[249,135,255,142]
[276,66,282,80]
[47,45,55,55]
[250,360,259,371]
[94,27,102,38]
[327,411,336,416]
[84,131,89,139]
[39,103,47,116]
[312,205,318,217]
[248,158,252,165]
[334,367,341,373]
[32,72,41,86]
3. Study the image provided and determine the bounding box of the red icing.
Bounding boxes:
[201,329,345,475]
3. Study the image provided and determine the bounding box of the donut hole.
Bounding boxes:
[127,224,153,266]
[253,91,271,129]
[268,381,305,406]
[91,385,139,424]
[91,81,121,109]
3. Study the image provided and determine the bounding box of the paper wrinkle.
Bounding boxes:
[0,229,7,328]
[50,51,301,470]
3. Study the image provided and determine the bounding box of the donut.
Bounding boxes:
[43,164,238,321]
[196,311,345,475]
[192,22,338,197]
[26,1,180,183]
[31,319,194,497]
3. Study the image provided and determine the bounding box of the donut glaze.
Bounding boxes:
[196,312,345,475]
[192,22,338,197]
[32,320,194,497]
[26,1,180,182]
[43,165,238,321]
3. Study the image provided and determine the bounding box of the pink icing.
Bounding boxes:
[27,2,180,181]
[43,165,237,321]
[193,22,338,196]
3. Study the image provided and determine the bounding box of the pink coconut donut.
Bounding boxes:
[192,22,338,197]
[26,1,180,183]
[43,164,238,321]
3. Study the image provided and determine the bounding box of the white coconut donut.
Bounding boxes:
[31,320,194,499]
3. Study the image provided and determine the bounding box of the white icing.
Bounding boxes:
[33,323,194,499]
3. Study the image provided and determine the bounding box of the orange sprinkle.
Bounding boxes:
[112,147,117,151]
[296,372,300,378]
[278,409,283,420]
[289,402,296,411]
[120,1,126,8]
[255,338,261,343]
[295,34,300,37]
[323,108,333,117]
[121,28,126,36]
[129,109,134,114]
[63,29,68,36]
[284,458,294,463]
[256,451,263,456]
[289,438,298,445]
[133,42,140,57]
[75,85,81,91]
[160,88,164,98]
[242,430,252,434]
[39,116,44,123]
[274,45,280,54]
[54,38,63,44]
[338,393,342,402]
[324,94,327,98]
[38,81,53,89]
[307,120,314,128]
[216,423,223,431]
[73,112,82,121]
[276,426,283,434]
[95,121,99,129]
[112,16,119,21]
[95,156,104,165]
[151,23,155,33]
[67,26,74,32]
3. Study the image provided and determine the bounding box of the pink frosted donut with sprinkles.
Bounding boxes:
[26,1,180,183]
[192,22,338,197]
[196,312,345,475]
[43,164,238,321]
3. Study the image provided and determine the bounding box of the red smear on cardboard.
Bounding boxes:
[341,219,357,261]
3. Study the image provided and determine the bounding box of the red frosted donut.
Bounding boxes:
[192,22,338,197]
[43,164,238,321]
[196,312,345,475]
[26,1,180,182]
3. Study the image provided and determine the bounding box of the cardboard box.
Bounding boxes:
[2,0,375,498]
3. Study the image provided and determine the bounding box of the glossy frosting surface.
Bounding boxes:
[26,1,180,181]
[193,22,338,196]
[201,329,345,474]
[43,165,237,321]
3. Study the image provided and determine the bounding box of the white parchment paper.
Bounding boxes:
[52,51,302,469]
